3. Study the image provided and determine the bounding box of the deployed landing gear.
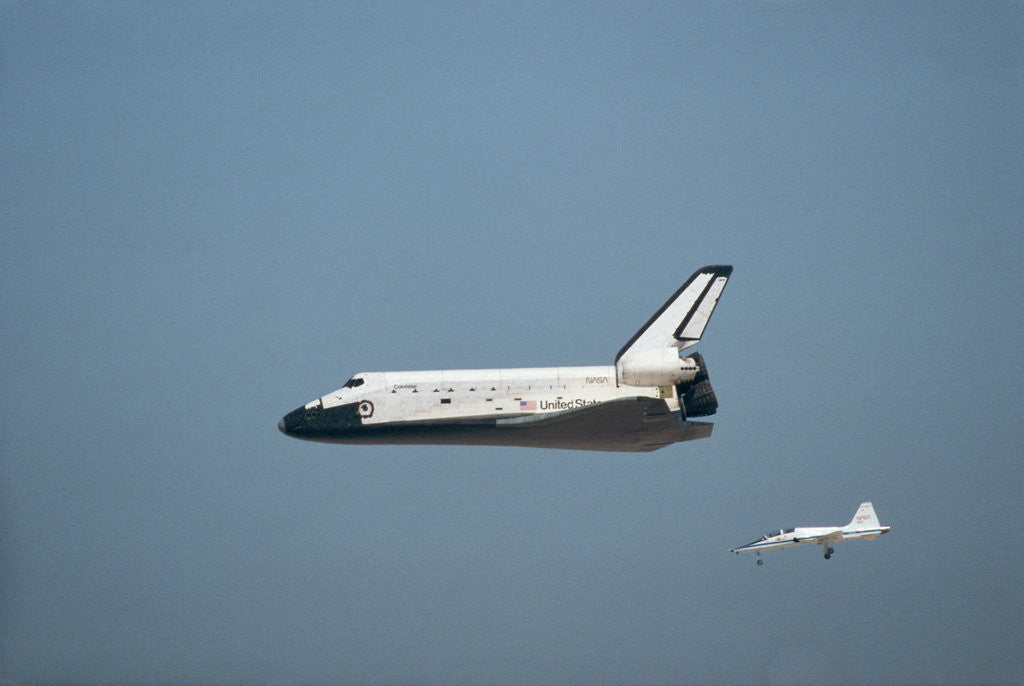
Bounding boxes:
[823,546,835,560]
[755,553,763,566]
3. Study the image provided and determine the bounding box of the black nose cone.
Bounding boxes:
[278,401,361,442]
[278,406,308,437]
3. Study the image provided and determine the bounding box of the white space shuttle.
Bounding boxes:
[730,502,892,564]
[279,265,732,452]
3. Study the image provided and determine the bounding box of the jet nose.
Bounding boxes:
[278,417,287,434]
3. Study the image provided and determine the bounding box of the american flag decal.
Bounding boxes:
[519,400,537,411]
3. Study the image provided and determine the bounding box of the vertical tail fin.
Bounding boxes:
[615,265,733,363]
[846,502,880,531]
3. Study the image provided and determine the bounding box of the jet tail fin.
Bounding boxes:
[615,265,732,363]
[845,502,880,531]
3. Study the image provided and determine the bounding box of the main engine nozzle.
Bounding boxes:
[677,352,718,417]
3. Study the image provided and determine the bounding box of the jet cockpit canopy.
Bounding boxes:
[762,528,795,540]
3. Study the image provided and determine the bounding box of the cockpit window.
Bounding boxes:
[343,376,365,389]
[762,528,794,540]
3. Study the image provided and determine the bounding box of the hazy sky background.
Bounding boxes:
[2,2,1022,684]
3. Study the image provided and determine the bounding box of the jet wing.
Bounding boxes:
[493,396,712,452]
[795,529,844,544]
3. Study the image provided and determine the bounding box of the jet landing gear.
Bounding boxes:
[755,553,763,566]
[823,546,835,560]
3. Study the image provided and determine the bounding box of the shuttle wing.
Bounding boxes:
[492,396,713,452]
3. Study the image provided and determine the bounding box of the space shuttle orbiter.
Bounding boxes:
[279,265,732,452]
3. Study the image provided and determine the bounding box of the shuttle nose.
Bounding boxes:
[278,400,358,442]
[278,406,305,436]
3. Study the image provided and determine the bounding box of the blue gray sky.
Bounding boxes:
[2,2,1022,684]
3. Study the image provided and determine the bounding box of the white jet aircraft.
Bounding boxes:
[279,265,732,452]
[731,502,891,565]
